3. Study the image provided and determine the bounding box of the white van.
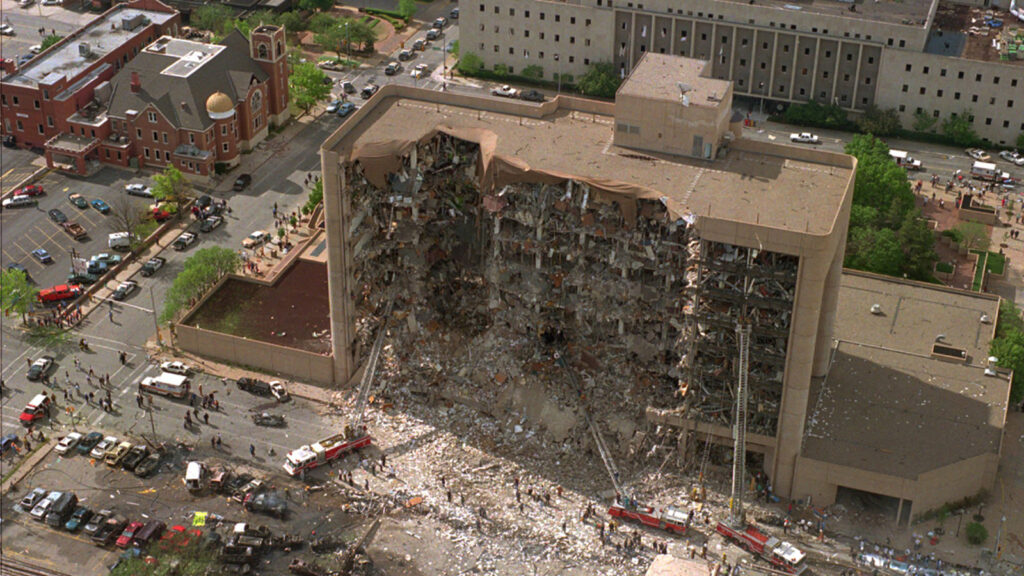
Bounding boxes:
[889,150,922,171]
[138,373,189,398]
[971,161,1009,181]
[108,232,134,251]
[183,461,206,491]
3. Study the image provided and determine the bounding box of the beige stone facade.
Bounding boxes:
[461,0,1024,145]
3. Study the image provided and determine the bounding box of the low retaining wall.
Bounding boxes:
[176,323,334,385]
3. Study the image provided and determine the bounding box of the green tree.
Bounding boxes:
[954,221,990,251]
[990,301,1024,406]
[315,25,348,60]
[942,111,979,147]
[279,11,306,32]
[152,165,193,210]
[450,40,459,57]
[289,61,332,113]
[898,211,938,281]
[398,0,417,19]
[849,204,880,230]
[1,268,38,323]
[304,179,324,214]
[298,0,334,12]
[457,52,484,75]
[844,134,915,224]
[965,522,988,545]
[40,34,63,51]
[308,13,338,34]
[912,110,938,132]
[781,100,850,130]
[522,65,544,80]
[191,4,233,34]
[1017,132,1024,152]
[855,105,902,137]
[996,299,1024,339]
[346,18,377,52]
[493,63,509,77]
[844,227,904,276]
[160,247,241,323]
[577,62,621,98]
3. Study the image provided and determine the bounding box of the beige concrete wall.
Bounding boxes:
[614,90,731,159]
[176,323,335,384]
[875,50,1024,148]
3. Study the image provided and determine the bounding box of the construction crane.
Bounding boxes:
[715,323,809,574]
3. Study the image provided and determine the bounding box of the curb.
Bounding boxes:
[1,438,60,496]
[1,166,51,201]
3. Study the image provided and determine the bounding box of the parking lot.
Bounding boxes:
[0,168,158,290]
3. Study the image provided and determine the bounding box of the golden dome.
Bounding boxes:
[205,92,234,115]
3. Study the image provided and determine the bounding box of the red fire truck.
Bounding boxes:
[715,521,807,575]
[608,502,688,535]
[282,425,371,477]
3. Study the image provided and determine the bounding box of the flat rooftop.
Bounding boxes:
[716,0,936,26]
[835,271,999,361]
[618,54,730,107]
[931,2,1024,64]
[326,93,852,235]
[803,341,1007,478]
[144,37,227,78]
[3,6,176,89]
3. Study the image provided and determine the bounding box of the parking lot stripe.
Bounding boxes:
[0,345,42,381]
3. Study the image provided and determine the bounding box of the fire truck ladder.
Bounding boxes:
[729,323,752,526]
[353,298,394,423]
[555,350,623,496]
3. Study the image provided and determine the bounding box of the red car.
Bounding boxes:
[37,284,82,303]
[115,521,143,548]
[14,184,44,197]
[151,207,171,222]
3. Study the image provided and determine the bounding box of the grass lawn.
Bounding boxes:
[970,250,987,291]
[936,261,954,274]
[986,251,1006,276]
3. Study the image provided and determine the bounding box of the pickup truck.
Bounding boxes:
[236,378,290,402]
[790,132,821,144]
[140,256,165,277]
[62,222,87,240]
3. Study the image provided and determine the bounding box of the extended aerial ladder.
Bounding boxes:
[353,298,395,424]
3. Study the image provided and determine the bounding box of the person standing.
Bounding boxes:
[250,444,256,457]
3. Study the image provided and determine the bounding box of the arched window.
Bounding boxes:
[251,90,263,114]
[258,44,269,59]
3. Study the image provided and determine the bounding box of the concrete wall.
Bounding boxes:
[614,84,733,159]
[176,323,335,384]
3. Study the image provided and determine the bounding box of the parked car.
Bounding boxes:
[491,85,519,98]
[150,206,171,222]
[160,361,192,375]
[450,7,459,19]
[173,232,197,251]
[90,436,118,459]
[790,132,821,144]
[338,102,356,117]
[111,280,137,301]
[384,61,402,76]
[433,16,448,28]
[999,150,1024,166]
[18,0,35,8]
[16,184,45,197]
[140,256,165,277]
[76,432,104,455]
[251,412,286,427]
[234,173,252,190]
[91,253,123,267]
[27,356,54,381]
[121,445,149,471]
[326,99,343,114]
[125,183,153,197]
[47,208,68,223]
[55,432,83,455]
[67,271,100,285]
[426,28,440,40]
[30,249,52,265]
[520,89,545,102]
[242,230,271,248]
[361,83,379,99]
[37,284,82,303]
[91,199,111,214]
[116,521,144,548]
[398,49,413,61]
[92,515,127,546]
[0,23,14,35]
[105,441,132,467]
[6,262,30,281]
[132,520,166,547]
[410,63,430,79]
[19,488,48,511]
[45,492,78,527]
[65,507,94,531]
[68,193,88,209]
[236,377,290,401]
[340,80,356,94]
[133,453,162,477]
[83,509,112,538]
[3,195,37,209]
[30,491,62,520]
[412,38,426,51]
[200,215,223,232]
[86,260,110,276]
[966,148,991,161]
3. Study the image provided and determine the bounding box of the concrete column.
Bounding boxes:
[322,150,352,387]
[812,239,845,376]
[809,37,821,100]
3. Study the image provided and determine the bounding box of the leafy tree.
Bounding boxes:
[781,100,850,130]
[398,0,417,19]
[844,227,904,276]
[912,110,938,132]
[247,10,280,27]
[849,204,880,230]
[1017,131,1024,152]
[346,18,377,52]
[493,63,509,77]
[898,211,938,281]
[40,34,63,51]
[160,247,240,323]
[522,65,544,80]
[304,179,323,213]
[450,40,459,57]
[988,298,1024,406]
[107,193,148,246]
[457,52,484,75]
[315,25,348,60]
[308,13,339,34]
[1,268,38,323]
[577,62,621,98]
[942,111,979,147]
[965,522,988,545]
[289,61,332,113]
[844,134,915,224]
[152,165,193,209]
[191,4,233,34]
[996,299,1024,339]
[954,221,990,251]
[279,11,306,32]
[298,0,334,12]
[855,105,902,136]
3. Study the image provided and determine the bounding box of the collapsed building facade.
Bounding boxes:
[320,54,857,500]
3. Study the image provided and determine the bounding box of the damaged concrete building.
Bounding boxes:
[320,53,858,501]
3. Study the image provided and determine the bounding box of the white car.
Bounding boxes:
[965,148,991,161]
[54,432,83,455]
[112,280,137,301]
[0,24,14,36]
[41,0,62,4]
[491,85,519,98]
[18,0,35,7]
[242,230,271,248]
[2,195,37,208]
[999,150,1024,166]
[173,232,197,251]
[91,436,118,459]
[29,45,42,54]
[160,361,192,376]
[790,132,821,144]
[410,64,430,79]
[125,183,153,198]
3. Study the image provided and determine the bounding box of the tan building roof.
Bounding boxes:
[325,91,852,236]
[835,270,999,361]
[617,54,731,108]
